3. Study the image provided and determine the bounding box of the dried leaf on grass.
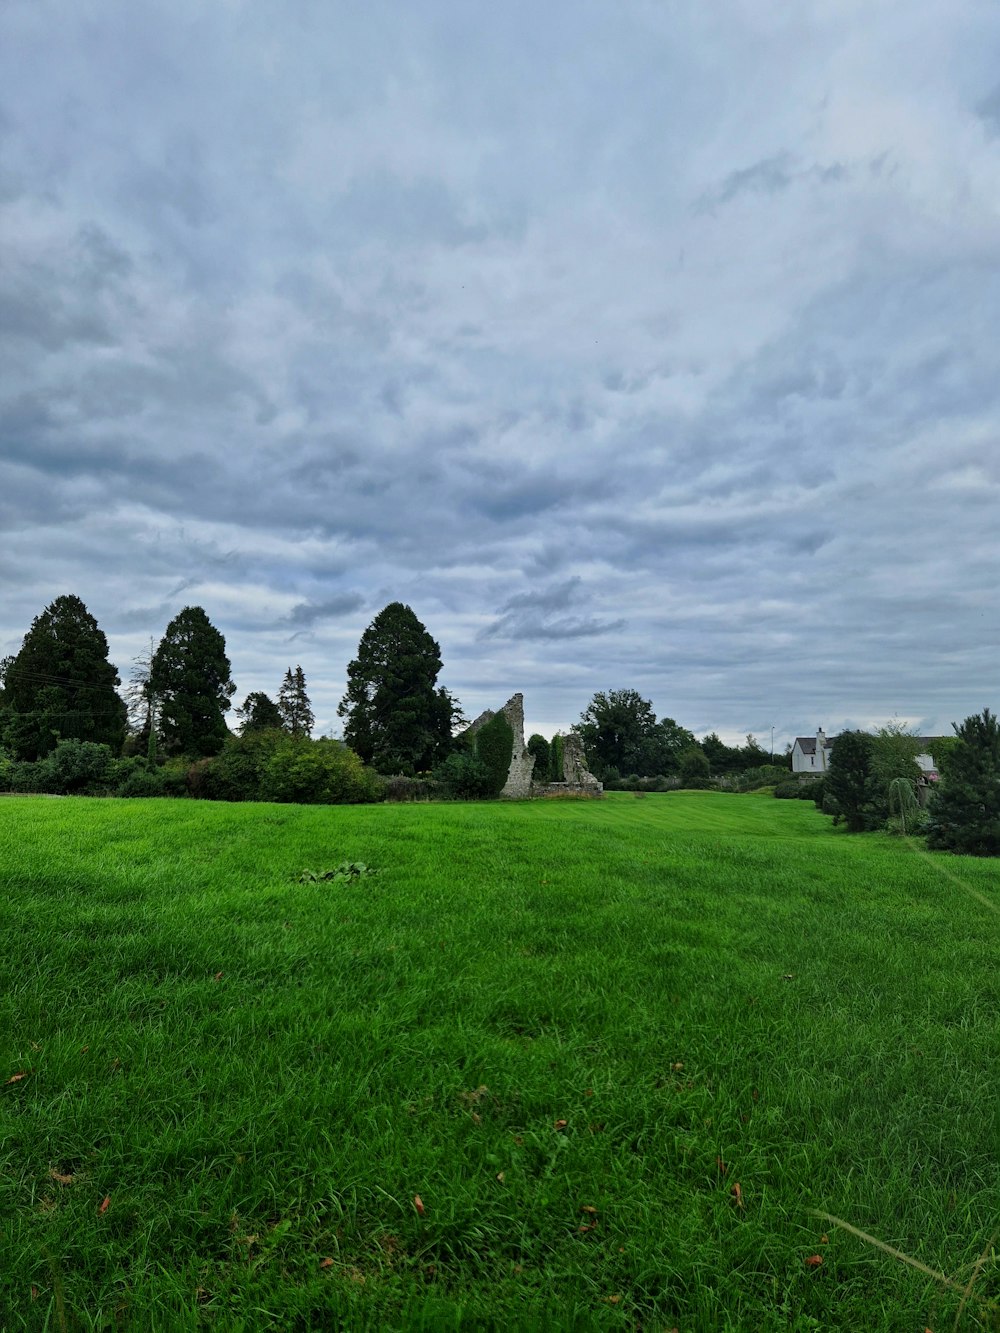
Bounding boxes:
[49,1169,75,1186]
[319,1258,334,1270]
[413,1195,425,1216]
[730,1182,744,1209]
[98,1196,110,1215]
[5,1071,31,1085]
[804,1254,823,1268]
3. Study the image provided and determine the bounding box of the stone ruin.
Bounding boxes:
[465,692,603,799]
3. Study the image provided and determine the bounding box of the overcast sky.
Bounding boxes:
[2,0,998,747]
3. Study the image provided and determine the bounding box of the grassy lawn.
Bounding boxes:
[1,791,999,1330]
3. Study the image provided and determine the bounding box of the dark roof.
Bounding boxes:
[794,736,832,754]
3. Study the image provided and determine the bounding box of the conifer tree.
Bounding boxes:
[927,708,1000,856]
[149,607,235,757]
[277,666,314,738]
[236,691,284,733]
[338,603,459,774]
[0,594,126,760]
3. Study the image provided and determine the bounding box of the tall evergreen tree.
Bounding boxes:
[236,691,284,734]
[0,594,126,760]
[927,708,1000,856]
[826,730,877,832]
[149,607,235,757]
[278,666,314,738]
[338,602,459,774]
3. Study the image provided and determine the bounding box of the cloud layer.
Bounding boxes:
[2,0,998,746]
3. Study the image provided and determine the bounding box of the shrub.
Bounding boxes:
[773,778,826,802]
[43,739,116,794]
[260,738,382,805]
[381,774,444,802]
[475,711,514,798]
[115,764,178,799]
[8,761,50,794]
[193,729,285,802]
[678,748,711,788]
[550,734,565,782]
[434,751,494,800]
[526,733,551,782]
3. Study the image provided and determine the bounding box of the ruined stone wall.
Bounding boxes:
[498,693,535,798]
[465,694,602,798]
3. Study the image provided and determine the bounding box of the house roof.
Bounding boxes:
[793,736,833,754]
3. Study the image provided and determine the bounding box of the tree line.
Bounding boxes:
[1,593,997,852]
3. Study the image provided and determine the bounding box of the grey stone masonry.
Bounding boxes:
[466,693,602,798]
[498,692,535,798]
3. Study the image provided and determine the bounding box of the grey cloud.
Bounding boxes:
[696,153,851,212]
[286,593,366,627]
[976,85,1000,133]
[479,578,625,641]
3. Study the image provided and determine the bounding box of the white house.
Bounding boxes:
[791,728,833,774]
[791,728,941,781]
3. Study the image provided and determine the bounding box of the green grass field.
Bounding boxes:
[2,792,999,1331]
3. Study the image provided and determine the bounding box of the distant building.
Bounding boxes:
[791,728,943,786]
[791,728,832,774]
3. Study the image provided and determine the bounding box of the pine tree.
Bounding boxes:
[277,666,314,738]
[236,691,284,734]
[0,594,126,760]
[338,603,459,774]
[149,607,235,757]
[927,708,1000,856]
[826,730,878,832]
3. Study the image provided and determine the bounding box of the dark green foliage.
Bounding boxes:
[190,729,285,801]
[41,738,116,793]
[277,665,314,738]
[574,688,655,776]
[774,777,825,801]
[526,733,550,782]
[550,733,565,782]
[338,603,460,774]
[150,607,236,757]
[927,708,1000,855]
[826,730,878,832]
[259,738,383,805]
[114,763,186,799]
[475,711,514,798]
[380,774,444,802]
[0,595,126,760]
[575,691,698,778]
[678,747,711,787]
[433,751,494,799]
[236,691,284,733]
